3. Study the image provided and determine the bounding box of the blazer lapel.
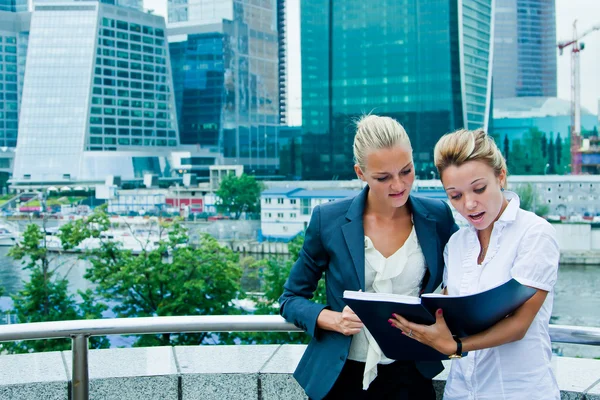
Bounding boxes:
[409,196,440,293]
[342,186,368,291]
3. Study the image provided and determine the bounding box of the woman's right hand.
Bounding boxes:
[317,306,364,335]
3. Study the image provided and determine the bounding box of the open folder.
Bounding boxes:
[342,278,537,361]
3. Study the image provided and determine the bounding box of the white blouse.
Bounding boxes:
[348,226,426,389]
[443,192,560,400]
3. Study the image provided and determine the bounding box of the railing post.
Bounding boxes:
[71,334,90,400]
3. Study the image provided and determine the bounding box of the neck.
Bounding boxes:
[365,190,409,219]
[478,195,510,241]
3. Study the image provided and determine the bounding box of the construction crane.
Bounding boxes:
[558,21,600,175]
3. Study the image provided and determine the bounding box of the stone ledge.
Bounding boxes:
[0,344,598,399]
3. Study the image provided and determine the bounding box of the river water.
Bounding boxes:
[0,245,599,357]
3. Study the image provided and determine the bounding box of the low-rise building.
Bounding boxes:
[260,186,452,241]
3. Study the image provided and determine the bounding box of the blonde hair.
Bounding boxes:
[434,128,507,180]
[353,115,411,170]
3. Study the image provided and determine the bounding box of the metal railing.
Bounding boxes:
[0,317,599,400]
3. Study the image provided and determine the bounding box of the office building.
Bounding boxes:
[300,0,494,180]
[12,1,180,187]
[493,0,557,98]
[167,0,281,178]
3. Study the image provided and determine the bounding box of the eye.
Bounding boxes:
[474,185,487,194]
[401,169,412,176]
[376,176,389,182]
[450,193,462,200]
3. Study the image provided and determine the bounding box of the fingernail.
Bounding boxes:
[437,309,443,316]
[401,331,405,335]
[387,319,393,323]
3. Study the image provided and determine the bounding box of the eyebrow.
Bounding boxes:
[372,161,413,175]
[444,178,485,191]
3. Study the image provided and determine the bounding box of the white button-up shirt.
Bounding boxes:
[443,192,560,400]
[348,226,426,389]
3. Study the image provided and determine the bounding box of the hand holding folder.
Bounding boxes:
[342,278,537,361]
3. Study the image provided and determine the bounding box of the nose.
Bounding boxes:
[390,176,404,192]
[464,193,478,210]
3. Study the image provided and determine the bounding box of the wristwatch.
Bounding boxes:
[449,335,463,359]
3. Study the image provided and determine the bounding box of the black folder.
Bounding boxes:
[343,278,537,361]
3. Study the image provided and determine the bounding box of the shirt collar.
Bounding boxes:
[468,190,520,231]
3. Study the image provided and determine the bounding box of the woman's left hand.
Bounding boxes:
[389,309,457,356]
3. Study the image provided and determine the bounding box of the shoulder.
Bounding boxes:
[447,226,470,247]
[410,195,452,221]
[317,195,355,217]
[309,194,356,233]
[514,208,557,240]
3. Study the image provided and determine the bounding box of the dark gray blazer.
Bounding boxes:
[279,186,458,400]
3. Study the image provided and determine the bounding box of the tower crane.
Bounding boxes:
[558,21,600,174]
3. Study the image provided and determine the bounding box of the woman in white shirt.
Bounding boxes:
[390,128,560,400]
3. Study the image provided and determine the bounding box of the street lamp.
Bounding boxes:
[544,163,550,175]
[430,171,436,180]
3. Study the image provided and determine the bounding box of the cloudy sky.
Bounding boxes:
[145,0,600,124]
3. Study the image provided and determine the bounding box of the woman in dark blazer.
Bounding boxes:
[279,115,458,400]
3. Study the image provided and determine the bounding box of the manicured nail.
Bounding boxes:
[437,309,443,316]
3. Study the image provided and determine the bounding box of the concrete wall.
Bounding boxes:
[553,223,592,251]
[0,345,598,399]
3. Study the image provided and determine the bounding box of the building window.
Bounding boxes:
[277,198,284,204]
[290,213,297,218]
[265,198,271,204]
[290,199,297,204]
[267,213,272,218]
[277,213,284,218]
[301,199,311,215]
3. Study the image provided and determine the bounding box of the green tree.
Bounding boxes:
[60,209,244,347]
[2,223,108,353]
[240,234,327,344]
[215,173,263,219]
[547,133,556,174]
[503,135,510,168]
[541,132,548,159]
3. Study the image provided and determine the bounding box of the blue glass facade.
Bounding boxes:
[0,0,27,13]
[170,32,225,149]
[168,0,281,178]
[300,0,493,180]
[493,0,557,98]
[0,11,29,149]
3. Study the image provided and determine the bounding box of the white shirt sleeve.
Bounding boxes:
[510,222,559,292]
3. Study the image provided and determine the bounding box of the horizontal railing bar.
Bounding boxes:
[0,316,598,346]
[0,315,301,341]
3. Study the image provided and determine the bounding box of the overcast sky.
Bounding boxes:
[145,0,600,124]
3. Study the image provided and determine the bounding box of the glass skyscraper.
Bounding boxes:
[300,0,494,180]
[0,0,27,12]
[12,1,180,185]
[167,0,281,178]
[0,9,29,188]
[0,11,29,149]
[493,0,557,98]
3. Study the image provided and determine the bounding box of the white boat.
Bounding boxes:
[13,216,172,254]
[0,220,19,246]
